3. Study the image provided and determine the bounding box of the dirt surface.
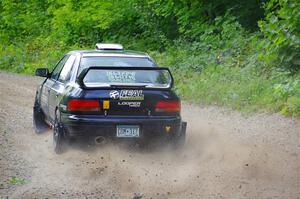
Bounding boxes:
[0,71,299,199]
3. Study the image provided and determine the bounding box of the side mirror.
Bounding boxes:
[35,68,49,77]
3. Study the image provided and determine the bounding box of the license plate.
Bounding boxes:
[116,125,140,138]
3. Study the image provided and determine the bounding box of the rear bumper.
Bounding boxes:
[61,113,183,138]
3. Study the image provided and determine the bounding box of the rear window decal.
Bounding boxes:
[106,71,135,83]
[83,68,172,89]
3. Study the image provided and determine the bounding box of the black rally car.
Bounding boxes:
[33,44,187,153]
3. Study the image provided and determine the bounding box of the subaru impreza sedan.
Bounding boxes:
[33,43,187,153]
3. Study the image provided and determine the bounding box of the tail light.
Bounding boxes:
[155,100,180,113]
[67,99,100,112]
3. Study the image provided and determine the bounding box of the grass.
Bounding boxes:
[151,44,300,117]
[0,39,299,117]
[9,176,26,185]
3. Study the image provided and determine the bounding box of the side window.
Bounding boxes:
[58,55,76,83]
[51,55,70,80]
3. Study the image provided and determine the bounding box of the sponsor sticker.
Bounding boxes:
[109,90,120,99]
[109,90,144,100]
[120,90,144,100]
[117,101,141,107]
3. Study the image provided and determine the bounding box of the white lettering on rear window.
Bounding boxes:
[106,71,136,83]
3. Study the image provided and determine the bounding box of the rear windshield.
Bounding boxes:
[83,69,172,89]
[79,57,156,73]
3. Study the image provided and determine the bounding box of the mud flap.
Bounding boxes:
[181,121,187,136]
[171,121,187,149]
[33,104,48,134]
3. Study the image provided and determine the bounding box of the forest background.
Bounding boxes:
[0,0,299,116]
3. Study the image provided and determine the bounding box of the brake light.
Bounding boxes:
[67,99,100,112]
[155,101,180,113]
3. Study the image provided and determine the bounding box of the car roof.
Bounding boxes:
[69,50,150,58]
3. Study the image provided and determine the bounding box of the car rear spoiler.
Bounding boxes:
[76,66,174,90]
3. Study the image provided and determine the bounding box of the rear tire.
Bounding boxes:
[33,98,48,134]
[53,114,66,154]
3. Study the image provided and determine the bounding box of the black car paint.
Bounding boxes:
[35,50,185,143]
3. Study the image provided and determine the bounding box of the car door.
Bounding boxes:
[43,55,69,121]
[40,79,51,117]
[39,55,68,120]
[48,54,76,122]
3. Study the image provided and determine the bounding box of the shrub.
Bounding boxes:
[258,0,300,72]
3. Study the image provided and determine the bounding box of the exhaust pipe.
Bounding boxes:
[95,136,106,145]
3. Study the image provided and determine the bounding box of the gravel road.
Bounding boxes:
[0,71,299,199]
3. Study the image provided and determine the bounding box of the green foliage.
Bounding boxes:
[273,81,298,100]
[258,0,300,72]
[152,28,274,113]
[285,94,300,117]
[0,0,50,44]
[0,37,72,73]
[273,77,300,116]
[0,0,299,117]
[48,0,125,45]
[9,176,26,185]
